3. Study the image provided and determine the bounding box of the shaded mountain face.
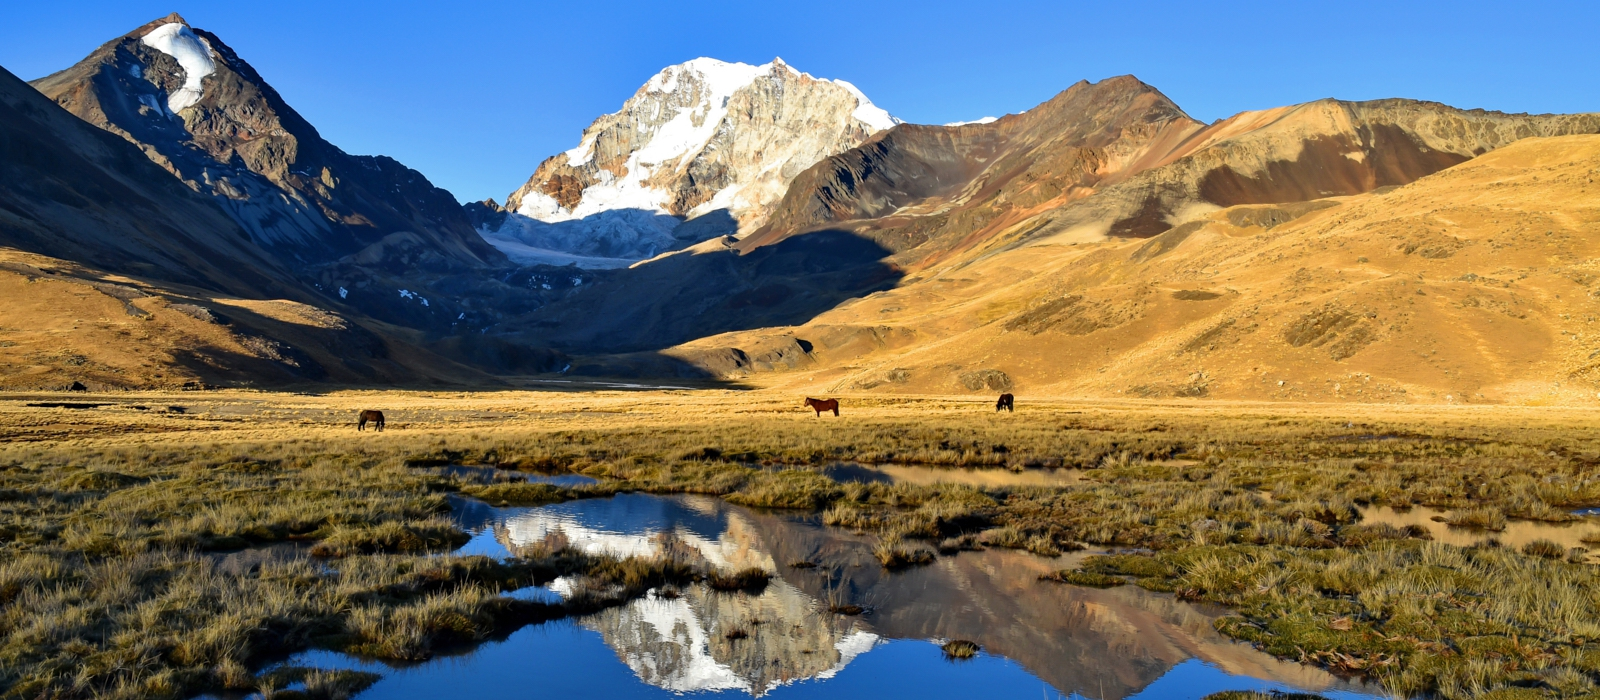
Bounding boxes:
[482,58,899,266]
[0,64,286,298]
[0,65,502,389]
[749,77,1600,270]
[500,231,903,362]
[31,14,499,270]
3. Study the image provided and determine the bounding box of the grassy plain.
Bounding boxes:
[3,387,1600,699]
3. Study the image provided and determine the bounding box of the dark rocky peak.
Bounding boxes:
[31,15,501,270]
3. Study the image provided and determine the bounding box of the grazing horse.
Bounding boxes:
[357,410,385,432]
[995,393,1014,412]
[804,397,840,417]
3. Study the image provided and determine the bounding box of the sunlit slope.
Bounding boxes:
[668,135,1600,404]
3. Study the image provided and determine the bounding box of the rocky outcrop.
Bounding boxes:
[484,58,898,265]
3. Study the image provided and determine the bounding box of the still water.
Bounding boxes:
[1357,503,1599,560]
[266,492,1378,699]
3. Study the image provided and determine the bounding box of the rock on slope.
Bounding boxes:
[481,58,899,265]
[668,134,1600,405]
[750,77,1600,270]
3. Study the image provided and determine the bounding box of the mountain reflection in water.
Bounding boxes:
[424,493,1376,699]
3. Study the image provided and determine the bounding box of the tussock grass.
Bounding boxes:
[873,534,936,569]
[1523,539,1568,560]
[309,518,468,557]
[707,568,772,592]
[1445,506,1509,531]
[460,481,570,506]
[941,639,980,659]
[1040,570,1125,588]
[258,667,381,700]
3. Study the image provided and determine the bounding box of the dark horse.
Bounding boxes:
[804,397,840,417]
[995,393,1014,412]
[357,410,385,432]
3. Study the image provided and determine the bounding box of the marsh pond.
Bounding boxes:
[224,484,1383,699]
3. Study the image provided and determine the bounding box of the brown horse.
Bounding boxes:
[995,393,1014,412]
[357,410,385,432]
[804,397,840,417]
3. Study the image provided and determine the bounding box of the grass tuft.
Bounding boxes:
[941,639,980,659]
[708,567,772,592]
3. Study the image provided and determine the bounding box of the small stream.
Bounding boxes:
[252,490,1378,700]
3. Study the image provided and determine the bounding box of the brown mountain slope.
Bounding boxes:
[664,134,1600,405]
[0,63,497,389]
[0,248,493,390]
[739,76,1203,264]
[0,64,288,298]
[748,80,1600,273]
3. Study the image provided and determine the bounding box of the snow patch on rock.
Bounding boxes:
[945,116,999,127]
[139,23,215,113]
[833,78,899,132]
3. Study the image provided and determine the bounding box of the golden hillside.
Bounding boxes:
[670,135,1600,405]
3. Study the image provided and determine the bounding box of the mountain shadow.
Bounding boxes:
[503,229,903,356]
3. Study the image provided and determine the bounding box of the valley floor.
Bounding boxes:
[4,388,1600,699]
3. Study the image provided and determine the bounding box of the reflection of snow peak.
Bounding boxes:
[597,586,881,697]
[500,510,659,559]
[500,498,878,696]
[817,630,882,680]
[618,595,748,694]
[498,497,770,571]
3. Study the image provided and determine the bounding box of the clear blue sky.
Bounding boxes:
[3,1,1595,204]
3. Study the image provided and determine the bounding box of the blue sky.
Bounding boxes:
[3,1,1595,204]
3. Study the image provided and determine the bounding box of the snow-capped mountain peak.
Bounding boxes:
[484,58,900,267]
